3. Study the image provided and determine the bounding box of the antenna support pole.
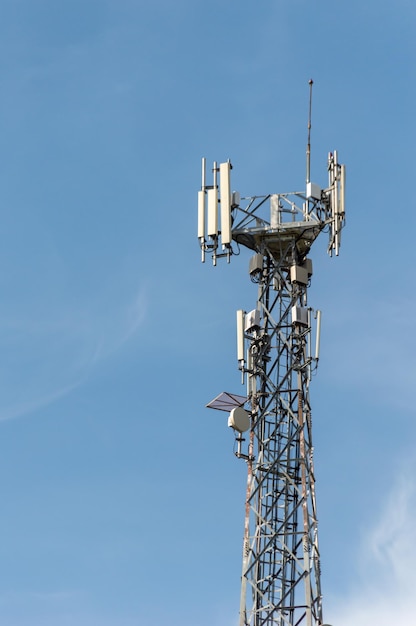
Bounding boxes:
[306,79,313,185]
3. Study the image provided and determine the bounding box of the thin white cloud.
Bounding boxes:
[0,285,148,422]
[0,380,82,423]
[326,461,416,625]
[88,287,148,366]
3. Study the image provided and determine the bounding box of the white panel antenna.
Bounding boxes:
[232,191,240,207]
[340,164,346,216]
[207,161,218,239]
[314,309,321,361]
[245,309,260,333]
[291,305,308,326]
[236,310,245,364]
[197,158,241,265]
[220,161,232,246]
[198,190,205,240]
[198,158,206,262]
[270,194,280,227]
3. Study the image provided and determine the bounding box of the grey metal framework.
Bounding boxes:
[198,150,345,626]
[239,244,321,626]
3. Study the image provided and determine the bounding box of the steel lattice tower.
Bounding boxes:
[198,90,345,626]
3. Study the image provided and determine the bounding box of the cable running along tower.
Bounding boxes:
[197,82,345,626]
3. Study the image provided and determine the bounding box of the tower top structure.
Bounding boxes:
[198,80,345,267]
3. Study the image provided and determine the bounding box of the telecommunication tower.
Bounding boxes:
[197,82,345,626]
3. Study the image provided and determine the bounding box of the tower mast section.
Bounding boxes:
[198,86,346,626]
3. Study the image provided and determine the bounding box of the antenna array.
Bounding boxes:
[198,151,345,266]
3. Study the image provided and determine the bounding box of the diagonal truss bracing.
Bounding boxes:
[240,250,322,626]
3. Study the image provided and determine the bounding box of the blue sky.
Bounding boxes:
[0,1,415,624]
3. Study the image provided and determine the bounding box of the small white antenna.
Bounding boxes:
[236,309,246,384]
[198,158,206,263]
[306,79,313,185]
[207,161,218,239]
[314,309,321,361]
[220,161,232,247]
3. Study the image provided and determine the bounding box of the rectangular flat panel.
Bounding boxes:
[198,190,205,239]
[270,194,280,227]
[232,191,240,207]
[291,305,308,326]
[290,265,309,285]
[207,188,218,237]
[340,164,346,215]
[306,182,321,200]
[245,309,260,333]
[220,162,232,245]
[236,310,245,362]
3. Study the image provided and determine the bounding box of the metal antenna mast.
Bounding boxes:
[306,79,313,185]
[197,83,346,626]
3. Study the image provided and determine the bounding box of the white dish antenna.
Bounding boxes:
[228,406,250,433]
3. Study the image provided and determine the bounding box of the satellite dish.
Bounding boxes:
[228,407,250,433]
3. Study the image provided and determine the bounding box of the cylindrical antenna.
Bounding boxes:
[236,310,245,363]
[198,158,206,240]
[306,79,313,185]
[314,309,321,361]
[207,161,218,238]
[201,156,206,190]
[236,309,246,385]
[340,164,346,215]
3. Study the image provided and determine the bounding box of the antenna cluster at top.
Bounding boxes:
[197,81,346,265]
[198,159,240,265]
